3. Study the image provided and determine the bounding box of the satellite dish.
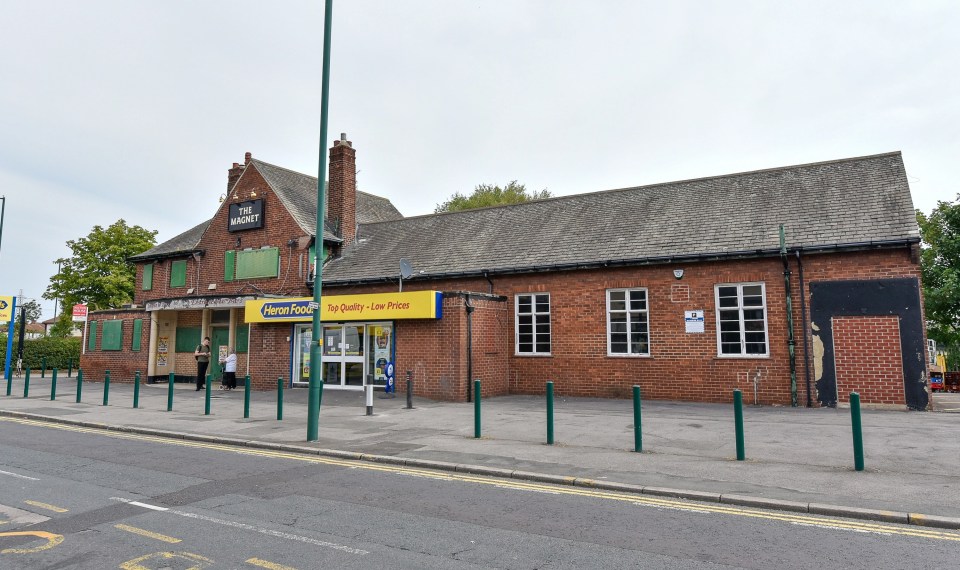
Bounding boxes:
[399,258,413,279]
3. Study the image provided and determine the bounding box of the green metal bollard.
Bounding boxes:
[734,389,745,461]
[167,372,175,411]
[68,359,73,378]
[277,377,284,421]
[76,369,83,403]
[633,385,642,452]
[205,374,212,416]
[850,392,865,472]
[133,371,141,409]
[546,381,554,445]
[50,369,58,401]
[243,375,251,418]
[23,367,31,398]
[103,370,111,406]
[41,358,46,378]
[474,379,482,439]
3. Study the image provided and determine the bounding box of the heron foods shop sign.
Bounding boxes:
[244,291,443,323]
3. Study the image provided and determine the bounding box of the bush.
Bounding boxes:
[0,336,82,370]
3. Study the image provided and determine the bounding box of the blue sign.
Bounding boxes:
[385,362,395,393]
[259,300,315,320]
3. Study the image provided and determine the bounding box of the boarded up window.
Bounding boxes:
[224,250,235,282]
[132,319,143,352]
[235,325,249,353]
[101,320,123,351]
[236,248,279,279]
[142,264,154,290]
[175,327,201,353]
[170,260,187,288]
[88,321,98,351]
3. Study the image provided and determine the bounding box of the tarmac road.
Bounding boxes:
[1,417,958,569]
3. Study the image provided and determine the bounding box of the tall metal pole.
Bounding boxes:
[0,196,6,260]
[308,0,334,442]
[53,262,61,318]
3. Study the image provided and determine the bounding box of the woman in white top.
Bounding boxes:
[221,347,238,390]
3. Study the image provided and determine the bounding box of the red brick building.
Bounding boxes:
[81,136,929,409]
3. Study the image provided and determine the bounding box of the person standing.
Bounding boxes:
[222,347,238,390]
[194,337,211,391]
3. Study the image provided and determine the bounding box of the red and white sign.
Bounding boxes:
[72,304,88,322]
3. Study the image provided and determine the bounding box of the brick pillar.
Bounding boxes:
[328,134,357,247]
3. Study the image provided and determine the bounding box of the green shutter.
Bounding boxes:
[132,319,143,352]
[88,321,97,351]
[142,264,154,290]
[101,320,123,351]
[235,325,249,353]
[175,327,202,352]
[224,250,235,282]
[236,248,279,279]
[170,260,187,287]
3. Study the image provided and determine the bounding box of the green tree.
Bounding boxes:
[43,219,157,312]
[434,181,552,213]
[917,199,960,350]
[9,299,42,339]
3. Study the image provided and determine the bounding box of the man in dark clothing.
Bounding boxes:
[194,337,211,390]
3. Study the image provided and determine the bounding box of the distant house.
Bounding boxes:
[0,322,46,340]
[41,317,83,337]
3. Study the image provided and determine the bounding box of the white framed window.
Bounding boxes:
[606,288,650,356]
[715,283,768,357]
[516,293,551,355]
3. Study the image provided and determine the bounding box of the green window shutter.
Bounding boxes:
[88,321,98,351]
[175,327,202,352]
[170,260,187,287]
[101,320,123,351]
[142,264,154,290]
[224,250,235,282]
[132,319,143,352]
[236,247,279,279]
[235,325,249,353]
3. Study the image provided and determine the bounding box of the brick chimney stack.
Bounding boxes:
[328,133,357,247]
[227,152,252,193]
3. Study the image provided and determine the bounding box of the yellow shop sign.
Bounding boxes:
[0,296,14,322]
[245,290,442,323]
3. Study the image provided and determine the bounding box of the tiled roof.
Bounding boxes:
[129,220,210,261]
[322,152,920,284]
[132,159,403,261]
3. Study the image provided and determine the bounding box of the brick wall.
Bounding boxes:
[80,309,150,383]
[833,316,904,405]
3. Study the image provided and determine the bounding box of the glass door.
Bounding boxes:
[322,325,343,387]
[342,325,365,387]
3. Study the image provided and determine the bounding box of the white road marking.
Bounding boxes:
[0,469,38,481]
[113,497,368,555]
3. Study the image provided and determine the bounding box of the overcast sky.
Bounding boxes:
[1,1,957,320]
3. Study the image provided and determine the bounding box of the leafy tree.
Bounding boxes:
[434,181,552,213]
[43,219,157,312]
[917,199,960,353]
[48,312,79,338]
[17,299,42,323]
[8,299,42,339]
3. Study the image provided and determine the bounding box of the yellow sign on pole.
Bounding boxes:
[0,296,14,322]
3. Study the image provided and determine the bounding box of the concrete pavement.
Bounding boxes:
[2,373,959,528]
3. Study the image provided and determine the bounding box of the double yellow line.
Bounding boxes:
[4,416,959,543]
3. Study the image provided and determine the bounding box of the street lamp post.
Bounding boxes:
[307,0,335,442]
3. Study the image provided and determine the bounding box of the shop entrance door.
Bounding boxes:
[209,327,229,384]
[322,324,365,388]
